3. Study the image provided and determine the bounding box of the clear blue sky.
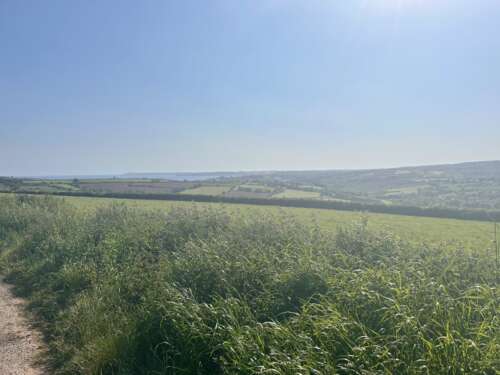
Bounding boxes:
[1,0,499,176]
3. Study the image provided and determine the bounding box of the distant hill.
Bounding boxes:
[231,160,500,210]
[120,171,265,181]
[3,160,500,211]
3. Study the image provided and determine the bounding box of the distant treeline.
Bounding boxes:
[3,189,500,222]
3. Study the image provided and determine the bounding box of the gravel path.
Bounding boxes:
[0,278,47,375]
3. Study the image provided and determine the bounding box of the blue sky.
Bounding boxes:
[1,0,499,176]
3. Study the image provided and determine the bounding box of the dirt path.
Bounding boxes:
[0,278,47,375]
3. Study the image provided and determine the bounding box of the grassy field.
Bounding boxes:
[273,188,322,199]
[236,184,275,192]
[179,185,232,196]
[54,194,496,250]
[0,194,498,374]
[79,180,195,194]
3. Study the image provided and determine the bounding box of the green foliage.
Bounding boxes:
[0,195,498,374]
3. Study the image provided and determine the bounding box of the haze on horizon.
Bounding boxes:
[1,0,499,176]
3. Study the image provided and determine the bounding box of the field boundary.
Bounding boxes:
[3,189,500,222]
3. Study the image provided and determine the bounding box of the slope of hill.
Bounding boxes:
[2,160,500,211]
[231,160,500,210]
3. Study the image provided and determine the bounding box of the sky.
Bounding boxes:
[1,0,499,176]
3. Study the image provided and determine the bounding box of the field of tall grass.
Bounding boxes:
[24,193,496,250]
[0,194,498,374]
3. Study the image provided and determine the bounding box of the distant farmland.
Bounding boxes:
[2,160,500,211]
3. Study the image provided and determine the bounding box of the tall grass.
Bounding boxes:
[0,195,498,374]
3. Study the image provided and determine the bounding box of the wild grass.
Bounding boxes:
[0,194,498,374]
[50,193,495,250]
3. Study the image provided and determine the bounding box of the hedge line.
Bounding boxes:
[2,189,500,222]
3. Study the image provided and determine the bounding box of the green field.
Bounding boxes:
[179,185,232,196]
[273,188,322,199]
[237,184,275,192]
[51,194,496,250]
[0,193,498,374]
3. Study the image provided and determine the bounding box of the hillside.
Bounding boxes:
[2,160,500,212]
[240,160,500,209]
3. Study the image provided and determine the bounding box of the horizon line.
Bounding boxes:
[2,159,499,180]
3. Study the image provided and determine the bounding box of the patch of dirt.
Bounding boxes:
[0,278,47,375]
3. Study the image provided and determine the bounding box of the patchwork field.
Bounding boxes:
[3,160,500,212]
